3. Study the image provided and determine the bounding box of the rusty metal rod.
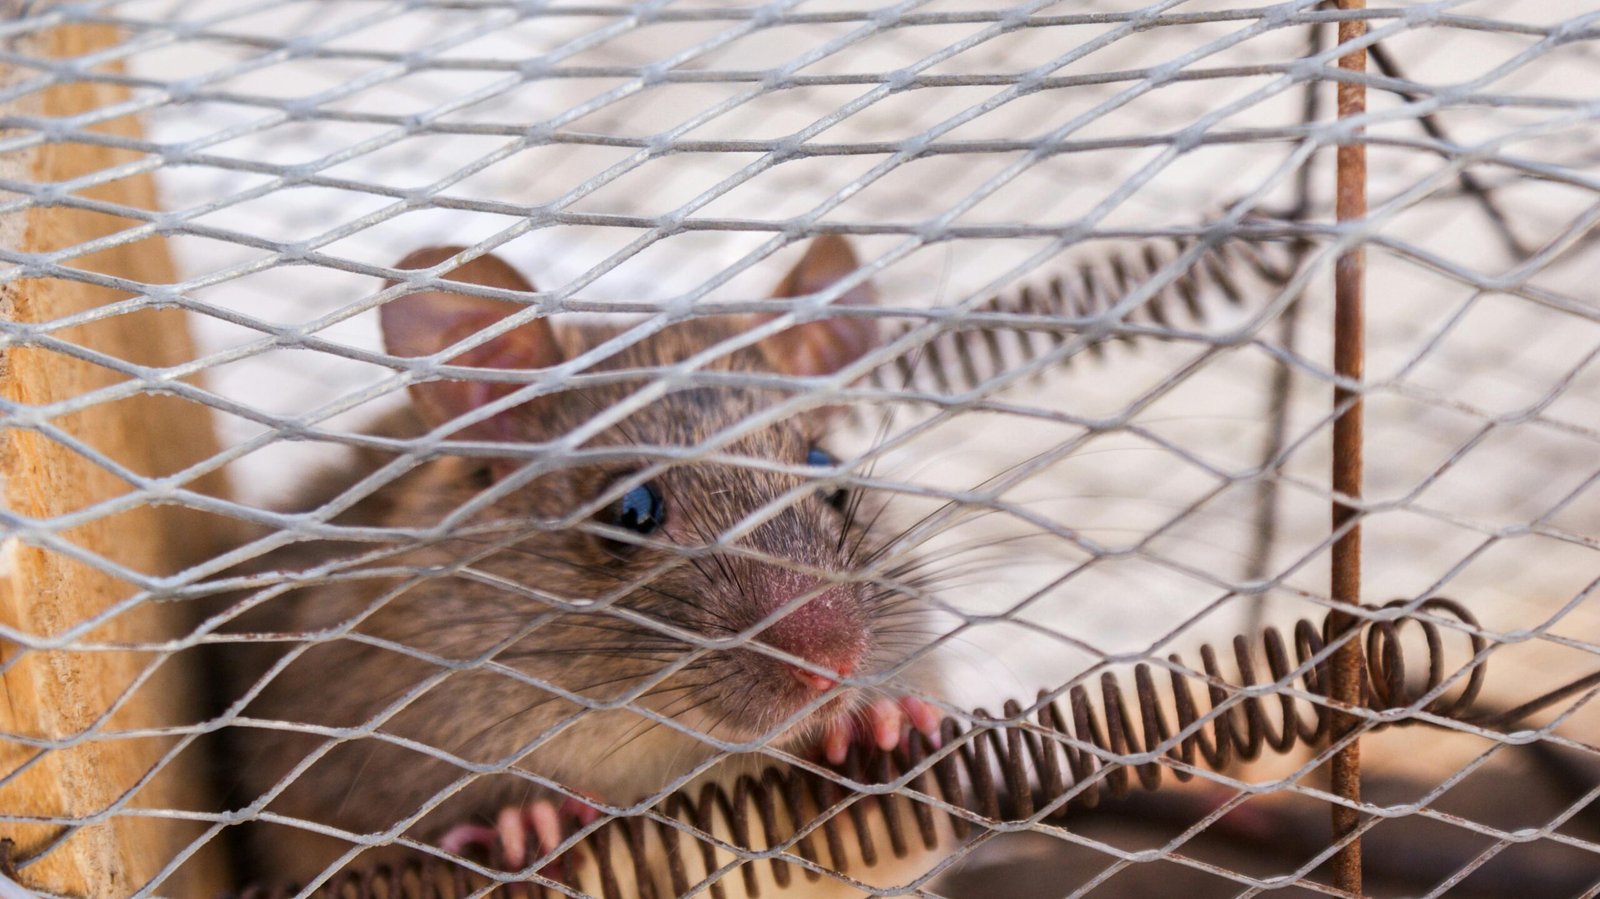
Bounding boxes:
[1330,1,1368,895]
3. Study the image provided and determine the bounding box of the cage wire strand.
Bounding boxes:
[1,1,1599,897]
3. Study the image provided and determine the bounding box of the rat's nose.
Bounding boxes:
[755,578,867,692]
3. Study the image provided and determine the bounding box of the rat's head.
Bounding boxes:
[380,238,900,750]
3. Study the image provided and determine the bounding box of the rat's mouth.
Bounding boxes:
[785,661,843,693]
[712,650,865,748]
[777,656,860,714]
[803,689,856,721]
[772,675,864,746]
[750,690,856,755]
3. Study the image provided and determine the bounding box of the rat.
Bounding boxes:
[222,236,941,884]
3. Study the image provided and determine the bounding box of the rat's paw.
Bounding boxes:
[820,696,942,765]
[438,794,601,874]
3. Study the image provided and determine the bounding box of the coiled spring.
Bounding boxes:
[866,235,1298,397]
[233,597,1582,899]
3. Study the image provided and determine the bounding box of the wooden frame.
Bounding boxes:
[0,21,231,897]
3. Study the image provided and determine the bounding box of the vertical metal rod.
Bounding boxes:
[1330,1,1367,895]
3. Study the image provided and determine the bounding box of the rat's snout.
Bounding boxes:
[751,575,869,694]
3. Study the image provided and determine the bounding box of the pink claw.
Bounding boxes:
[823,715,852,765]
[497,804,529,870]
[901,696,943,744]
[439,822,497,859]
[437,794,604,875]
[815,694,944,764]
[529,799,563,861]
[863,696,943,752]
[868,698,904,751]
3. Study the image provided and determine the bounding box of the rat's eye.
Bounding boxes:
[608,483,664,535]
[806,447,848,512]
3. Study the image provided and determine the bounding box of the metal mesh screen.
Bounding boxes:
[2,0,1598,896]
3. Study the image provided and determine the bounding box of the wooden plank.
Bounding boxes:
[0,20,234,898]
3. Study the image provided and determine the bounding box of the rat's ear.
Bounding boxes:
[758,236,880,377]
[381,245,563,435]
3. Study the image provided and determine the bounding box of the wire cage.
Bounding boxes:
[1,0,1598,896]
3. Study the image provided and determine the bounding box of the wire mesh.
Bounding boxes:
[2,0,1599,896]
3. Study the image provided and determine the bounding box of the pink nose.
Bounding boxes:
[757,578,866,693]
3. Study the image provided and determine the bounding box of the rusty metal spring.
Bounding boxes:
[867,235,1298,397]
[229,597,1595,899]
